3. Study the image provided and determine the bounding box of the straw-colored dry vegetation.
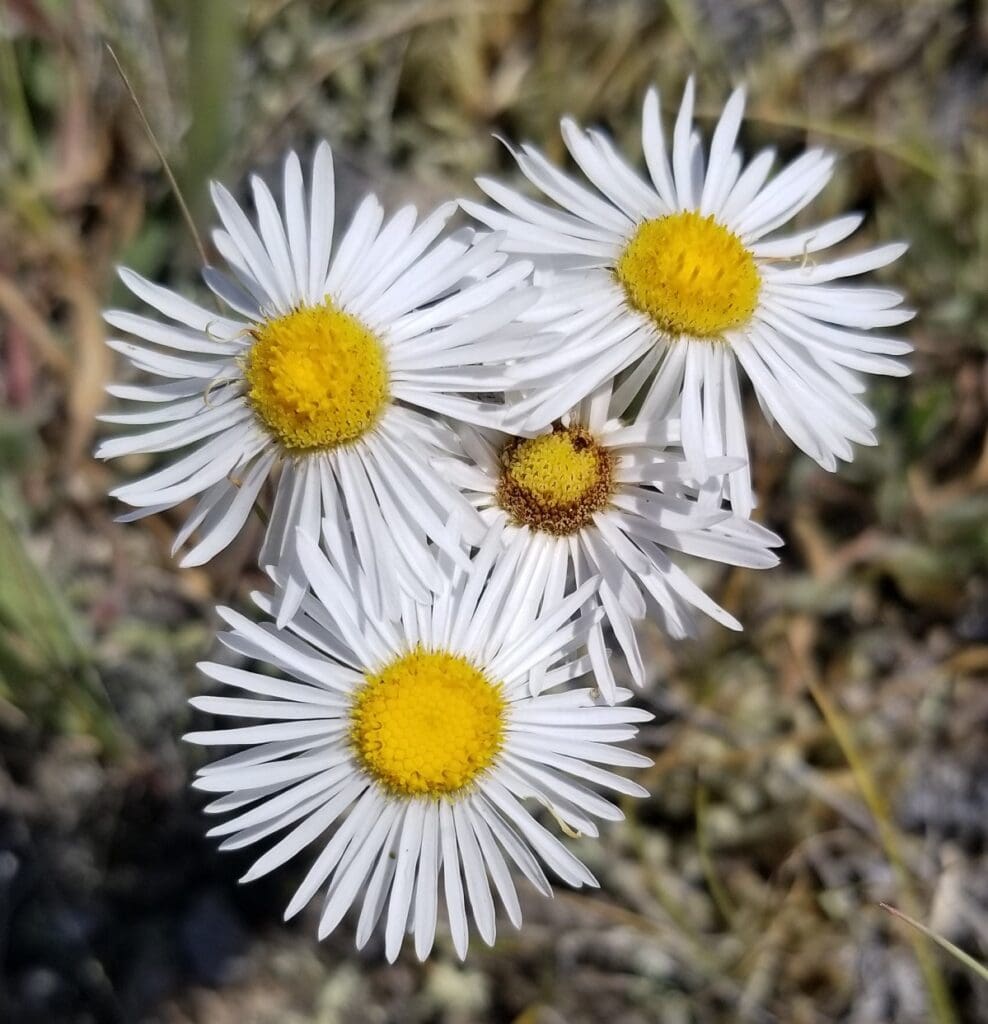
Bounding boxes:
[1,1,986,1022]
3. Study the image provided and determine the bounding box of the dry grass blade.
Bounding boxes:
[0,271,69,374]
[802,657,959,1024]
[104,41,210,269]
[60,260,112,467]
[881,904,988,985]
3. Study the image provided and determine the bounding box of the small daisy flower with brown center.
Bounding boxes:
[439,381,782,702]
[98,142,556,623]
[185,529,651,961]
[462,79,913,517]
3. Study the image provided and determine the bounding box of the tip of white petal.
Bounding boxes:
[479,227,507,251]
[729,82,747,102]
[473,175,501,194]
[214,605,238,626]
[433,199,458,219]
[456,196,481,218]
[283,895,306,922]
[178,548,209,569]
[490,132,523,160]
[511,257,535,280]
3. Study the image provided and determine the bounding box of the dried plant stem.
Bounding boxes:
[805,672,959,1024]
[104,42,210,269]
[881,903,988,984]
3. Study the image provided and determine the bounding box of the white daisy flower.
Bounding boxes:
[185,528,651,962]
[439,381,782,702]
[462,78,913,516]
[98,141,552,623]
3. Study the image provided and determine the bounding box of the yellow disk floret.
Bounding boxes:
[616,211,760,338]
[244,301,389,451]
[508,430,600,505]
[350,648,506,798]
[497,426,613,536]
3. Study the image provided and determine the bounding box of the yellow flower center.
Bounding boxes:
[350,648,506,798]
[496,426,613,536]
[244,302,389,451]
[615,211,760,338]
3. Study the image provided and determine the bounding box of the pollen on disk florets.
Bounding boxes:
[244,301,389,452]
[350,648,506,798]
[496,425,614,536]
[616,211,761,338]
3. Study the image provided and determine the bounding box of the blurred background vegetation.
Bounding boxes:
[0,1,986,1021]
